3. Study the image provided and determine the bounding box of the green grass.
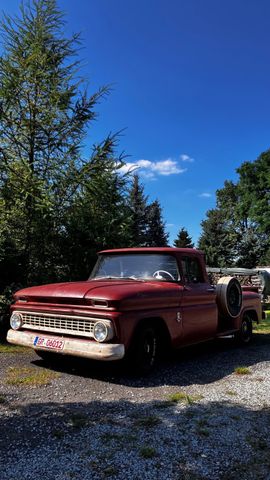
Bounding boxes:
[139,446,157,459]
[234,366,251,375]
[6,366,60,386]
[167,391,204,405]
[0,343,30,354]
[67,413,89,429]
[225,390,237,396]
[134,415,161,428]
[254,311,270,334]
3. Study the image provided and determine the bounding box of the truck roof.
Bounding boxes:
[99,247,204,255]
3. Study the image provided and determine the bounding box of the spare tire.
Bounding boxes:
[216,276,242,318]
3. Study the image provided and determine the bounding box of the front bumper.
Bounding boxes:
[7,329,125,361]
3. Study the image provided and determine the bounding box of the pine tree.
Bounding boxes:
[173,228,194,248]
[0,0,120,285]
[128,174,149,246]
[198,209,236,266]
[145,200,169,246]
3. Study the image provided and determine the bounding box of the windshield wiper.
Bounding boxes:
[93,275,144,281]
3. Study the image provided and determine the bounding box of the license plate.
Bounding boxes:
[33,336,65,350]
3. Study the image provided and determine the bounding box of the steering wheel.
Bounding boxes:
[153,270,175,280]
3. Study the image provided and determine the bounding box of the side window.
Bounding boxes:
[181,257,204,284]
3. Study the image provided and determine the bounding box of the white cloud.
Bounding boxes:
[199,192,212,198]
[118,158,186,179]
[180,154,194,163]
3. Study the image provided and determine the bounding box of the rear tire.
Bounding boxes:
[235,314,253,345]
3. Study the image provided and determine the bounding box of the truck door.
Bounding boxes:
[179,255,218,345]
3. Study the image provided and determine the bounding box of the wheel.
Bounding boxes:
[127,323,159,374]
[235,314,253,345]
[153,270,174,280]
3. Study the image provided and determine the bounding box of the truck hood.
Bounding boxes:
[14,279,182,309]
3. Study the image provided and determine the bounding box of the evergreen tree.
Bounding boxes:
[0,0,122,286]
[173,228,194,248]
[63,142,131,279]
[145,200,169,246]
[128,174,148,246]
[198,209,236,266]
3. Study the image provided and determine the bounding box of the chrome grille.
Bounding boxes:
[20,311,98,338]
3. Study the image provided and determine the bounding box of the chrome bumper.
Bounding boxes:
[7,329,125,361]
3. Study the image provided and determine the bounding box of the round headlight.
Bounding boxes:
[10,312,23,330]
[93,322,108,342]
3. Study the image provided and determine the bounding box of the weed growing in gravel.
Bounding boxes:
[6,367,60,386]
[167,392,204,404]
[52,429,65,439]
[247,437,268,451]
[0,344,30,354]
[134,415,161,428]
[103,466,119,477]
[139,446,157,459]
[231,415,240,421]
[0,395,7,404]
[101,433,122,443]
[225,390,237,396]
[67,413,89,429]
[234,366,251,375]
[197,427,210,437]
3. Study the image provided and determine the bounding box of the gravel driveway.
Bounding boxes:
[0,330,270,480]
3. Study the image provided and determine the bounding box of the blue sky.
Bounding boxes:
[1,0,270,245]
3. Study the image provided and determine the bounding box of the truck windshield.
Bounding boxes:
[90,254,180,282]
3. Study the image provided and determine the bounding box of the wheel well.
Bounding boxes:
[132,317,172,351]
[243,310,258,324]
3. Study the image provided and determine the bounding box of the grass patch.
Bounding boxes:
[103,466,119,477]
[139,446,157,459]
[225,390,237,396]
[234,366,251,375]
[167,392,204,405]
[52,429,65,439]
[197,427,210,437]
[254,312,270,334]
[0,343,30,354]
[6,366,60,386]
[67,413,89,429]
[134,415,161,428]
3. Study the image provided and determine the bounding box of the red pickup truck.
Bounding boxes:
[7,248,262,373]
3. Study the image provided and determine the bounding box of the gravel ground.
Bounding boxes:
[0,332,270,480]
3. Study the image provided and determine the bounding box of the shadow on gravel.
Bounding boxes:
[0,396,270,480]
[31,332,270,388]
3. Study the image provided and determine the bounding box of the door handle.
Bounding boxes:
[207,288,215,292]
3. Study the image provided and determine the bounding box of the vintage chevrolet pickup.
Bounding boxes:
[7,248,262,372]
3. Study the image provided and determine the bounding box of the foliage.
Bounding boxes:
[198,150,270,267]
[145,200,169,247]
[127,175,169,247]
[0,0,130,293]
[173,227,194,248]
[128,174,149,246]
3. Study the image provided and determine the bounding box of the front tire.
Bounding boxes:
[127,323,159,375]
[235,314,253,345]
